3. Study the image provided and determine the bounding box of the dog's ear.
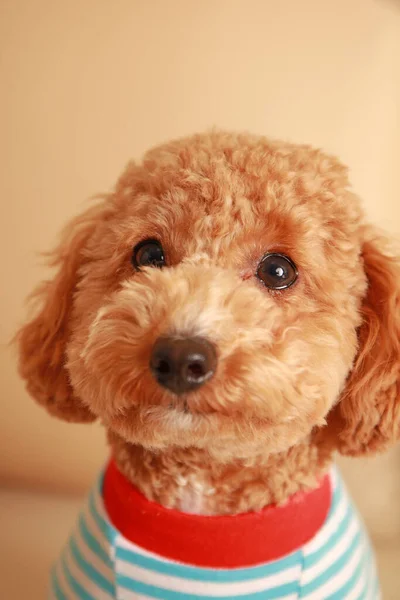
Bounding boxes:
[17,201,110,423]
[335,230,400,455]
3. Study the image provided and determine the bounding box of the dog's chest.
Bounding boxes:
[176,475,216,514]
[178,482,205,514]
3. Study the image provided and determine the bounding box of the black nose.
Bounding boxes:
[150,337,217,395]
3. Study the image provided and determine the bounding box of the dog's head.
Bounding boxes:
[17,132,400,460]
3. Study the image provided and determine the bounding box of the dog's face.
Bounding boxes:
[18,132,400,459]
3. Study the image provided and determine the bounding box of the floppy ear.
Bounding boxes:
[336,231,400,456]
[17,202,109,423]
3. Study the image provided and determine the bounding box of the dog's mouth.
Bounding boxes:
[168,398,191,414]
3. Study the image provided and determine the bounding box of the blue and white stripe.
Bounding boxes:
[49,467,380,599]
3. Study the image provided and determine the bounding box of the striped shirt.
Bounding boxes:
[50,465,380,600]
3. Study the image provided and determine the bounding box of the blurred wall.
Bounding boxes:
[1,0,400,537]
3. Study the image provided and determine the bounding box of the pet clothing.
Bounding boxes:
[50,460,380,600]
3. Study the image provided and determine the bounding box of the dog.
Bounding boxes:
[17,131,400,599]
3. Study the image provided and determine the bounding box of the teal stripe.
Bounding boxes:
[50,566,67,600]
[354,558,369,600]
[326,470,341,511]
[88,488,115,544]
[116,545,300,583]
[61,552,96,600]
[69,535,114,595]
[327,471,342,512]
[79,513,113,567]
[304,496,352,566]
[325,543,366,599]
[117,574,298,600]
[301,529,362,595]
[330,472,342,502]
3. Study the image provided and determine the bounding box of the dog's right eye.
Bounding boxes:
[132,240,166,270]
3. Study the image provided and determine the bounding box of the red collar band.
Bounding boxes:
[103,458,331,568]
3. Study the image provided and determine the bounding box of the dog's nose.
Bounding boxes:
[150,337,217,395]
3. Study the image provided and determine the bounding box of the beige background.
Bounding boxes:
[1,0,400,596]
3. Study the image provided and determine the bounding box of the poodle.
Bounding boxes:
[17,131,400,599]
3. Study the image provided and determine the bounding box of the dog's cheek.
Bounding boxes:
[295,321,359,423]
[242,321,357,425]
[66,305,153,418]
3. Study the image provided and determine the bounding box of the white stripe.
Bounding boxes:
[82,505,112,560]
[301,535,365,600]
[366,547,380,600]
[118,593,161,600]
[117,587,298,600]
[345,574,364,600]
[64,542,112,600]
[303,488,348,557]
[344,543,370,600]
[373,583,382,600]
[73,524,114,584]
[116,532,187,565]
[83,492,114,560]
[302,512,359,584]
[92,484,112,524]
[117,559,300,596]
[369,574,380,600]
[330,466,339,490]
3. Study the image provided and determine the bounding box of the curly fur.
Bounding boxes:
[17,131,400,514]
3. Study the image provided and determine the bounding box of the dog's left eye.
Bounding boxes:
[132,240,166,270]
[256,253,298,290]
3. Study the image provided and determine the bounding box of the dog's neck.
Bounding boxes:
[108,429,335,515]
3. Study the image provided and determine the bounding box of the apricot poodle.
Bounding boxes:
[17,131,400,599]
